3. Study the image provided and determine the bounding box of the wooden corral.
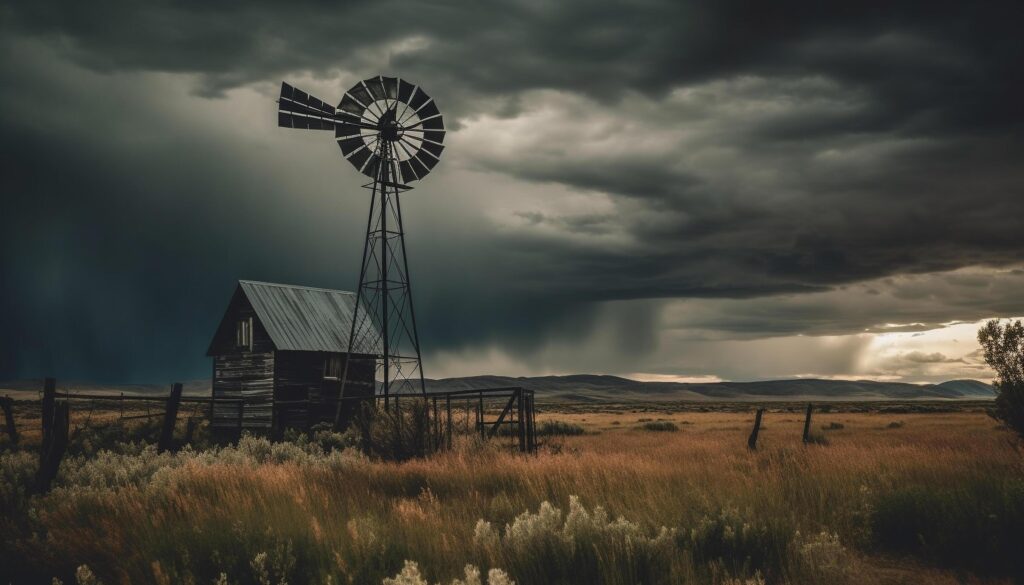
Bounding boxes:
[206,281,376,436]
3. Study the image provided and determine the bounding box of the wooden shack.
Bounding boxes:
[206,280,376,435]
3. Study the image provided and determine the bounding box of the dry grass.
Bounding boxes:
[1,405,1022,585]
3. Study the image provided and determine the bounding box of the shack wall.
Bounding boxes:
[274,351,376,429]
[210,290,276,432]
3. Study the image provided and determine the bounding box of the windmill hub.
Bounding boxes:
[379,109,402,141]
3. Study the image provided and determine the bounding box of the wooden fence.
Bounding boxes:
[0,379,537,490]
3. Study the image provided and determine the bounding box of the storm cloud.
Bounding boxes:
[1,0,1022,382]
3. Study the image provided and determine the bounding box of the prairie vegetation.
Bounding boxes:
[1,403,1021,585]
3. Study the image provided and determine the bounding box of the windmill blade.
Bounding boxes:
[382,76,399,100]
[397,79,415,103]
[419,140,444,159]
[337,135,367,156]
[347,146,372,172]
[421,130,446,144]
[408,156,430,178]
[348,84,374,110]
[408,87,430,111]
[338,94,368,117]
[415,151,439,172]
[365,76,387,102]
[402,114,444,132]
[278,82,339,131]
[399,160,420,183]
[415,100,440,120]
[421,115,444,130]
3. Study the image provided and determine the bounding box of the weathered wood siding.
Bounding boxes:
[210,290,276,432]
[274,352,377,429]
[273,351,321,429]
[316,354,376,425]
[213,352,275,431]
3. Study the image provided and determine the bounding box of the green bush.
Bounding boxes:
[640,421,679,432]
[536,421,585,436]
[978,319,1024,442]
[803,432,829,445]
[351,399,437,461]
[871,478,1024,578]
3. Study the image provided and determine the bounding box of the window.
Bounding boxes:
[325,354,344,379]
[236,317,253,350]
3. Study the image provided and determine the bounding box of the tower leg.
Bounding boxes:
[337,140,427,426]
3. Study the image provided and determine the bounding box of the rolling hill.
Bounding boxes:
[0,375,995,402]
[422,374,996,402]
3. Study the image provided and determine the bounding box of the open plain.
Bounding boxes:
[2,400,1021,585]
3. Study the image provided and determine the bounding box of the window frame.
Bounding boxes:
[236,316,253,351]
[324,354,343,380]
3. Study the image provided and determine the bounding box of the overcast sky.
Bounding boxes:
[2,1,1022,384]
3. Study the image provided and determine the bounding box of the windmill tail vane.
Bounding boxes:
[276,75,445,418]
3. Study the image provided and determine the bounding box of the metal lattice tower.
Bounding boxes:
[275,76,446,415]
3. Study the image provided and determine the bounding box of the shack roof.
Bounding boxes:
[214,280,377,354]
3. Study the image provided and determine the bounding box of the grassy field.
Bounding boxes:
[1,401,1022,584]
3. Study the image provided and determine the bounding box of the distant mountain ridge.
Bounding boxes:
[421,375,996,402]
[0,375,995,401]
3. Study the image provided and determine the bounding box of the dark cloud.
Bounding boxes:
[1,0,1022,382]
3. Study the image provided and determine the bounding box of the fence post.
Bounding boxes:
[445,395,452,449]
[802,403,813,444]
[40,378,56,463]
[158,383,184,453]
[184,416,197,446]
[478,392,484,439]
[34,401,69,493]
[527,393,536,453]
[1,396,17,445]
[237,399,244,438]
[517,389,526,452]
[748,408,765,450]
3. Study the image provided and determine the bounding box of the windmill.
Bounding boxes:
[276,76,445,419]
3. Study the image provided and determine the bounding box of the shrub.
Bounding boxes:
[640,421,679,432]
[382,561,515,585]
[0,450,39,574]
[792,531,853,583]
[536,421,585,436]
[351,400,437,461]
[885,421,904,429]
[686,506,793,579]
[822,422,845,431]
[977,319,1024,442]
[803,432,829,445]
[473,496,677,585]
[872,478,1024,578]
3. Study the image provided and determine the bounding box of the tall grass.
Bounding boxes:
[0,411,1020,584]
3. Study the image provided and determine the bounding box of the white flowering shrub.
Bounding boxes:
[473,496,676,585]
[1,450,37,513]
[719,574,765,585]
[793,531,854,583]
[74,565,103,585]
[382,561,514,585]
[50,435,360,495]
[687,506,779,573]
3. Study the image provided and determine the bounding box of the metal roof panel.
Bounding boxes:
[238,280,378,354]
